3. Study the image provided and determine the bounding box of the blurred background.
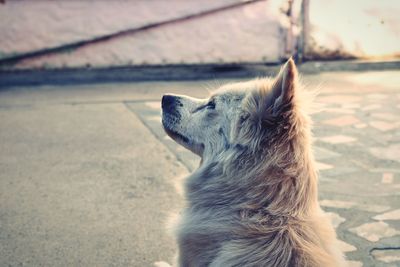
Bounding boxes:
[0,1,399,267]
[1,0,399,72]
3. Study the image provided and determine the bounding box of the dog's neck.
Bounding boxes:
[189,131,319,219]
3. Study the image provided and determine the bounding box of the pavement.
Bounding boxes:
[0,70,399,267]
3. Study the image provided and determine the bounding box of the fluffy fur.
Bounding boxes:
[160,59,345,267]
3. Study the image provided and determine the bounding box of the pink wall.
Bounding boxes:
[1,0,398,70]
[0,0,287,69]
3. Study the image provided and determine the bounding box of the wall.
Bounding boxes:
[307,0,400,59]
[0,0,288,70]
[1,0,399,70]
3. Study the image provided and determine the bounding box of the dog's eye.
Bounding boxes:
[206,100,216,109]
[192,100,216,113]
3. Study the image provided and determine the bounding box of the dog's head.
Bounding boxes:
[162,59,304,160]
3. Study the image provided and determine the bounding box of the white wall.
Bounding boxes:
[307,0,400,59]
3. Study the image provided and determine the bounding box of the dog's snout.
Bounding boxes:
[162,94,182,122]
[162,95,175,109]
[162,94,180,111]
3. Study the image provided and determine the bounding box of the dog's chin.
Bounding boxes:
[162,123,203,156]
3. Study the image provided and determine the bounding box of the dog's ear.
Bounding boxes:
[241,58,298,131]
[269,58,297,116]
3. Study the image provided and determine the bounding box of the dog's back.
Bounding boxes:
[176,162,344,267]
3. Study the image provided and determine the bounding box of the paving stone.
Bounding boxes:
[322,115,360,127]
[371,249,400,263]
[316,161,334,170]
[354,123,367,129]
[326,212,346,228]
[320,200,356,209]
[338,240,357,252]
[342,103,361,109]
[319,135,357,144]
[370,168,400,174]
[366,93,388,100]
[369,121,399,132]
[346,260,363,267]
[324,108,355,114]
[314,146,341,160]
[320,200,390,213]
[371,112,399,122]
[318,95,362,104]
[355,204,391,213]
[349,221,400,242]
[370,144,400,163]
[321,166,360,178]
[318,177,339,184]
[373,209,400,221]
[369,133,392,146]
[361,104,381,111]
[381,173,394,184]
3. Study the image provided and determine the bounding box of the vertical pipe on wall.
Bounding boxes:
[298,0,310,63]
[284,0,294,60]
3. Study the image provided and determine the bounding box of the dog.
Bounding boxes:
[160,58,345,267]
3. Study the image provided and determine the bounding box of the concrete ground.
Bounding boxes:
[0,70,399,267]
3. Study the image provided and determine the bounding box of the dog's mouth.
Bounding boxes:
[162,116,204,156]
[161,113,190,144]
[162,123,190,144]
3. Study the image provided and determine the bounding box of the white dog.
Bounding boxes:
[159,59,345,267]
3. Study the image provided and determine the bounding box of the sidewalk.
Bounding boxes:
[0,71,399,266]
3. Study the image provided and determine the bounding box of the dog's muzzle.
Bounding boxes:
[161,94,204,155]
[161,94,190,144]
[162,95,181,120]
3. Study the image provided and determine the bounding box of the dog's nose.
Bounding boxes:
[162,95,176,110]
